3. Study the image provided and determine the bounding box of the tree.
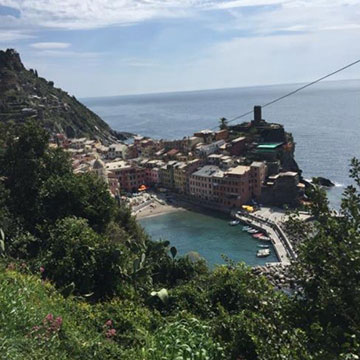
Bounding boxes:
[0,122,72,231]
[42,217,127,298]
[39,172,115,233]
[219,117,228,130]
[0,122,50,227]
[291,158,360,357]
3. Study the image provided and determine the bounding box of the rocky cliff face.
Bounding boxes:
[0,49,126,143]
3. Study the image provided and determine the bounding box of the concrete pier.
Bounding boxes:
[235,211,295,265]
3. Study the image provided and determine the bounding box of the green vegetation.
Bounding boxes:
[0,122,360,359]
[219,117,228,130]
[0,49,113,141]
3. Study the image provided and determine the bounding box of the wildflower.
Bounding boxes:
[105,319,112,327]
[40,266,45,273]
[55,316,63,327]
[44,313,54,323]
[106,328,116,338]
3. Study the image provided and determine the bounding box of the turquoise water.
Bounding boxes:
[139,210,278,267]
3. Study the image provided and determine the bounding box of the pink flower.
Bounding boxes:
[105,319,112,327]
[44,313,53,322]
[40,266,45,273]
[55,317,63,327]
[106,328,116,338]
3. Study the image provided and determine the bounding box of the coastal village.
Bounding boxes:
[49,105,309,269]
[51,106,306,213]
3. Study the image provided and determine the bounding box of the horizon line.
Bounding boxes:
[80,77,360,101]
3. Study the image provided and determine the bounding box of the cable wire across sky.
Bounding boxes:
[210,57,360,130]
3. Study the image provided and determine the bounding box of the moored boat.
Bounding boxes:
[257,244,270,248]
[229,220,240,226]
[258,236,271,241]
[242,226,251,231]
[257,249,271,257]
[252,233,264,238]
[247,228,258,234]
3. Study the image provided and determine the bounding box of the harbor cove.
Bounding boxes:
[139,209,279,267]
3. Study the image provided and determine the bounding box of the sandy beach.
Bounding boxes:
[134,192,212,220]
[134,200,186,219]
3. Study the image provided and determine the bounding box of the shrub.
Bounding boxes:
[141,315,225,360]
[41,217,127,298]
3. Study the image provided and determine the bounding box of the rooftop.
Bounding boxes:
[226,165,250,176]
[106,160,130,171]
[231,136,246,144]
[167,149,179,156]
[109,143,127,151]
[195,129,214,135]
[192,165,224,178]
[256,142,284,150]
[279,171,298,177]
[208,154,222,159]
[251,161,265,167]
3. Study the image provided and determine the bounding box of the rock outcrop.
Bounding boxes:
[312,177,335,187]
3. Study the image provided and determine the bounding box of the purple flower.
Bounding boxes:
[40,266,45,274]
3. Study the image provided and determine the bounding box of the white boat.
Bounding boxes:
[242,226,251,231]
[258,236,271,241]
[247,229,258,234]
[257,244,270,248]
[229,220,240,226]
[257,249,271,257]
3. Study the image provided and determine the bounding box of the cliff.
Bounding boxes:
[229,107,301,175]
[0,49,129,143]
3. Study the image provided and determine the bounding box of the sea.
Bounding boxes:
[83,79,360,266]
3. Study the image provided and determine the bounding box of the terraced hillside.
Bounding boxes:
[0,49,127,143]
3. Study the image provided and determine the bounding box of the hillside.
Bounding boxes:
[0,49,128,143]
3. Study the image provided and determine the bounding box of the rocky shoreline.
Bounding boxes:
[252,263,296,291]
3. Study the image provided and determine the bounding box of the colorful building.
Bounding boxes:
[189,165,253,208]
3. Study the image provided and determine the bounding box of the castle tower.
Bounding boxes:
[253,105,262,126]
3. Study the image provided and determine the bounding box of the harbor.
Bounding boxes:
[234,212,293,265]
[139,208,280,267]
[135,189,311,266]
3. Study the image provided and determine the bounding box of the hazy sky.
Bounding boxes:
[1,0,360,97]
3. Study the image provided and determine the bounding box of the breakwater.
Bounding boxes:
[234,211,296,265]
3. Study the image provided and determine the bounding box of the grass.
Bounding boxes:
[0,264,224,360]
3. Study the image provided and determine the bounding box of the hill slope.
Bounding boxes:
[0,49,126,143]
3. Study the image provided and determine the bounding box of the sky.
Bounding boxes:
[0,0,360,97]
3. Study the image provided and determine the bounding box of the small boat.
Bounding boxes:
[257,249,271,257]
[242,226,251,231]
[252,233,264,238]
[229,220,240,226]
[258,236,271,241]
[247,229,258,234]
[257,244,270,248]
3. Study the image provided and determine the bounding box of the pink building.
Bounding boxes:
[189,165,255,208]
